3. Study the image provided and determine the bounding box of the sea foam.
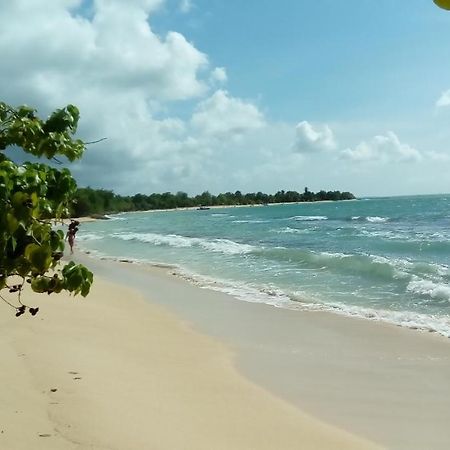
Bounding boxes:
[174,266,450,338]
[291,215,328,221]
[366,216,389,223]
[77,233,104,241]
[112,232,255,255]
[407,278,450,302]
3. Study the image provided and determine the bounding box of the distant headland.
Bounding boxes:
[72,187,355,217]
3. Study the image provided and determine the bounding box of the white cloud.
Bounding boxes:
[0,0,208,106]
[210,67,227,84]
[341,132,422,163]
[436,89,450,108]
[293,121,337,153]
[1,2,445,197]
[0,1,268,194]
[0,0,220,193]
[179,0,193,13]
[191,90,265,137]
[426,151,450,162]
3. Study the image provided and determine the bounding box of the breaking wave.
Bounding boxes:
[290,215,328,221]
[232,219,271,224]
[112,232,255,255]
[173,267,450,338]
[77,233,104,241]
[274,227,311,234]
[407,278,450,302]
[351,216,389,223]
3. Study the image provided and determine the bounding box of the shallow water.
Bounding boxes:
[77,195,450,337]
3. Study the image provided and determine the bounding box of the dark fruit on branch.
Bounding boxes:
[15,305,26,317]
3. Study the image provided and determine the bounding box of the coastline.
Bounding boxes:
[72,198,358,218]
[0,266,378,449]
[78,254,450,450]
[73,195,450,340]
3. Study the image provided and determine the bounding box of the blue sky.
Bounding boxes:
[1,0,450,196]
[152,0,450,121]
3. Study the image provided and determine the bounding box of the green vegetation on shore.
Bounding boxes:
[73,187,355,216]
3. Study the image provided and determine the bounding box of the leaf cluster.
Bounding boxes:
[0,103,84,161]
[0,102,93,317]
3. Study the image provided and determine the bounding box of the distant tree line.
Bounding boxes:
[71,187,356,217]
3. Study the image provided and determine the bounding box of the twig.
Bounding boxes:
[84,137,107,145]
[0,293,17,310]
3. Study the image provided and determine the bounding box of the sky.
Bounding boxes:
[1,0,450,197]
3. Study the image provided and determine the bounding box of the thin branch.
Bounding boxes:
[0,292,17,310]
[84,137,107,145]
[17,278,26,306]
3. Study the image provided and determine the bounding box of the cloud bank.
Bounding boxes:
[0,0,268,193]
[0,0,447,197]
[341,132,422,163]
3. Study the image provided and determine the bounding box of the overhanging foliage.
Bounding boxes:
[0,102,93,317]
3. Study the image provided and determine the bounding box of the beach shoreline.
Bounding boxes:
[1,251,450,448]
[74,194,450,340]
[71,198,358,219]
[78,254,450,449]
[0,262,379,450]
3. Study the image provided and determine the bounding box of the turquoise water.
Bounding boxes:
[77,195,450,337]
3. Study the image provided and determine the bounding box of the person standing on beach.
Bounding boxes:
[66,219,80,254]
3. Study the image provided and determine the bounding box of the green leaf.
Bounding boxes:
[31,276,50,294]
[16,259,32,278]
[25,243,52,273]
[6,213,19,233]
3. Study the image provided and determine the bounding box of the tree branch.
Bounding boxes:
[84,137,107,145]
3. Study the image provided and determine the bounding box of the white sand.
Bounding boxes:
[81,256,450,450]
[0,275,377,449]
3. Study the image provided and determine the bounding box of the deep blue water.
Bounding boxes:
[77,195,450,337]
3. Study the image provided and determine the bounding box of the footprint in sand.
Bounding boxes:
[68,371,82,380]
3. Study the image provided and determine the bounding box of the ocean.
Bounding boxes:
[77,195,450,338]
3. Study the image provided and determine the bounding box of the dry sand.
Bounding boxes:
[0,275,378,450]
[81,256,450,450]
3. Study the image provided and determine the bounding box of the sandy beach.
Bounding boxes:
[83,256,450,449]
[2,251,449,450]
[0,263,379,449]
[2,0,449,449]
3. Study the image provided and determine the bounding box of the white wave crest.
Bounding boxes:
[174,267,450,338]
[232,219,270,224]
[319,251,352,259]
[366,216,389,223]
[407,278,450,301]
[112,232,255,255]
[299,299,450,338]
[199,239,255,255]
[77,233,104,241]
[174,268,296,308]
[275,227,310,234]
[291,216,328,221]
